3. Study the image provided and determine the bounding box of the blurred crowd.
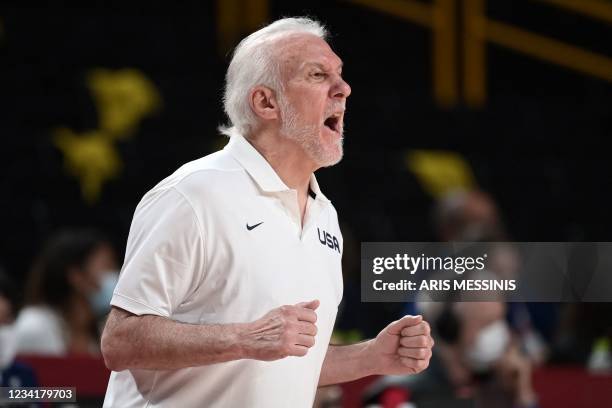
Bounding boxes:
[0,229,118,387]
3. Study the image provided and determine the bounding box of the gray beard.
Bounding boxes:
[279,103,343,167]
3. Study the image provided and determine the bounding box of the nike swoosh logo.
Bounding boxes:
[246,222,264,231]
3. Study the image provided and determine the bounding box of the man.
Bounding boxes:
[101,17,433,407]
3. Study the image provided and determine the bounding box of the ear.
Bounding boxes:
[249,86,280,121]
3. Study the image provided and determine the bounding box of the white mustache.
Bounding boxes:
[325,104,346,116]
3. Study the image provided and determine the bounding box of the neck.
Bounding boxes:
[246,127,317,196]
[64,295,96,354]
[66,295,94,333]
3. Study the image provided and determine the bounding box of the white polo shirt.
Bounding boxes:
[103,133,344,408]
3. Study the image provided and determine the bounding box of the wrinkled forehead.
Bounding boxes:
[274,34,342,79]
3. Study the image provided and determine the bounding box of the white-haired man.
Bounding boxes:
[101,17,433,407]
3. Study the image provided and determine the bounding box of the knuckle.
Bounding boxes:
[279,307,291,319]
[281,344,292,356]
[281,306,297,317]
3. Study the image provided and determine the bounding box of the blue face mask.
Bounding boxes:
[89,272,119,316]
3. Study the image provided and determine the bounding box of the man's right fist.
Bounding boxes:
[242,300,319,361]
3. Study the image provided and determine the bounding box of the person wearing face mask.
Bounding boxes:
[0,269,38,389]
[14,229,119,356]
[366,300,538,408]
[451,302,538,408]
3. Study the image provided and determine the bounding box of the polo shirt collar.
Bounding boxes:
[225,132,330,203]
[308,170,329,203]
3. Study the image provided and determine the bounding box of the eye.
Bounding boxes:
[312,71,328,79]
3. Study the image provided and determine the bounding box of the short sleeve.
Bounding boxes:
[111,187,205,317]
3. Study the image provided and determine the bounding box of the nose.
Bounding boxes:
[331,76,351,100]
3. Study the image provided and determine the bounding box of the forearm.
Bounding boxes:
[101,308,249,371]
[319,315,434,386]
[318,341,376,387]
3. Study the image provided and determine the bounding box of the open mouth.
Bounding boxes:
[323,113,342,134]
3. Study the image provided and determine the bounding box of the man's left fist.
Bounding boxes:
[367,315,434,376]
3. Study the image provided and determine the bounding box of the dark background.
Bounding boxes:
[1,1,611,335]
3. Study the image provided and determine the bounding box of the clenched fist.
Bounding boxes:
[365,315,434,376]
[243,300,319,361]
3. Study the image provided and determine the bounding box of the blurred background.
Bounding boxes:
[0,1,611,407]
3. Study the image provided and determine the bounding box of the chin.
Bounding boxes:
[322,154,343,168]
[316,141,344,168]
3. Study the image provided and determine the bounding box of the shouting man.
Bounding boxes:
[101,17,433,407]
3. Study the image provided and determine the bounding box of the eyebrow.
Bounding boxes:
[302,61,343,72]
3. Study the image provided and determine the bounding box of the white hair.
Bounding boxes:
[220,17,328,137]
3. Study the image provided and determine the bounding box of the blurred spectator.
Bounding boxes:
[0,268,38,388]
[367,301,538,408]
[400,188,611,388]
[433,190,506,242]
[374,189,554,406]
[431,190,553,364]
[14,229,118,356]
[433,301,537,408]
